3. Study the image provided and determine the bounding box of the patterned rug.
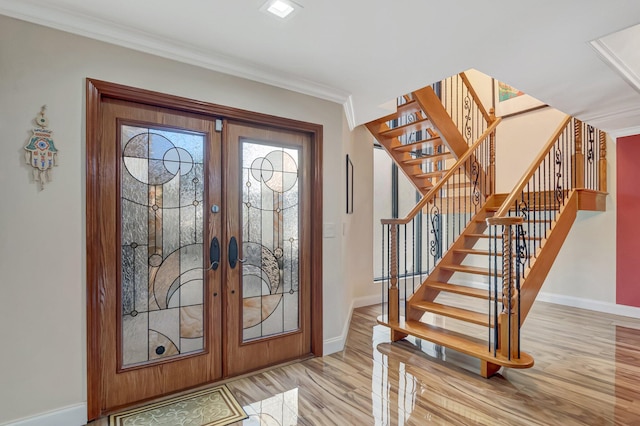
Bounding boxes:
[109,385,248,426]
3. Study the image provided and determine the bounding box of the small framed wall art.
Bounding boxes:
[346,154,354,214]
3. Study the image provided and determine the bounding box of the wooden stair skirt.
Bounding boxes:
[377,315,534,377]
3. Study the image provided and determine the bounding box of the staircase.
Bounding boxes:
[366,73,491,194]
[368,75,608,378]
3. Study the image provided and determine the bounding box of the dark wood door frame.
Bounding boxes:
[86,79,323,420]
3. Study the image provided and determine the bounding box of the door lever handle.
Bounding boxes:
[209,237,220,271]
[229,236,242,268]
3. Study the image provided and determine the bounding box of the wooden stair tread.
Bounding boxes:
[453,248,503,256]
[486,206,559,212]
[424,281,499,299]
[396,100,422,117]
[378,316,534,369]
[411,301,490,326]
[414,170,446,179]
[474,218,552,224]
[380,118,432,139]
[402,152,453,166]
[375,100,422,124]
[439,264,499,277]
[393,137,443,153]
[420,182,473,191]
[465,233,543,240]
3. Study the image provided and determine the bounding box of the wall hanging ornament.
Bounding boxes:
[24,105,58,189]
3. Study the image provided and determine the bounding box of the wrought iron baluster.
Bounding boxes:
[488,222,493,353]
[472,158,480,207]
[431,200,441,263]
[463,91,472,145]
[587,124,595,189]
[493,225,499,355]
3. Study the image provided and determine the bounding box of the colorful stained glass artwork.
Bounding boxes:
[24,106,58,189]
[120,125,205,367]
[241,141,300,342]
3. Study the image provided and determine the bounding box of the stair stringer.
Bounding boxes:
[517,189,579,325]
[365,120,433,195]
[412,86,468,158]
[413,86,492,195]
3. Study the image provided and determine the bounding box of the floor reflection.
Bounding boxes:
[372,323,429,425]
[241,388,299,426]
[615,325,640,425]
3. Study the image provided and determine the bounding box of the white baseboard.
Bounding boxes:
[322,284,640,357]
[323,293,380,355]
[353,294,381,309]
[1,403,86,426]
[440,278,640,319]
[537,292,640,319]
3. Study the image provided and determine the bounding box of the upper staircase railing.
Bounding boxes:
[380,118,501,326]
[368,72,495,198]
[441,72,492,146]
[486,117,607,360]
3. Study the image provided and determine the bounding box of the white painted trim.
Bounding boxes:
[1,403,87,426]
[580,104,640,126]
[590,39,640,96]
[321,282,640,357]
[536,292,640,319]
[323,298,354,355]
[354,294,382,309]
[0,1,350,105]
[322,293,380,355]
[436,278,640,320]
[343,96,357,131]
[611,126,640,139]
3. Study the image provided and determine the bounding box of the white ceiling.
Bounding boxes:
[1,0,640,135]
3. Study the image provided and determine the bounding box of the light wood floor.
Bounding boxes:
[91,299,640,425]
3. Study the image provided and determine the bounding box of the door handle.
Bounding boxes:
[228,236,245,268]
[209,236,220,271]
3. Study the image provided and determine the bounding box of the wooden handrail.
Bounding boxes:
[459,72,492,124]
[381,117,501,225]
[493,115,571,218]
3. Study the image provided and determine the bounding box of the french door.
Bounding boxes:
[224,122,312,376]
[86,80,322,419]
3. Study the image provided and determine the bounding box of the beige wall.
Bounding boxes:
[466,69,617,303]
[345,126,375,301]
[0,15,352,424]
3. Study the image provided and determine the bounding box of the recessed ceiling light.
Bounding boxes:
[261,0,299,19]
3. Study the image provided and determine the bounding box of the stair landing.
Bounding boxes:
[377,315,534,375]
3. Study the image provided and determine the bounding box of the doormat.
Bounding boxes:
[109,385,248,426]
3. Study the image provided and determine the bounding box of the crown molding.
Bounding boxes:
[343,96,356,130]
[590,38,640,96]
[610,125,640,139]
[0,0,350,104]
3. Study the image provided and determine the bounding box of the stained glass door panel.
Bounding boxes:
[224,122,312,377]
[97,98,222,412]
[241,142,300,342]
[120,125,206,367]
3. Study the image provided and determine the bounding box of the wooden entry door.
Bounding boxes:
[87,80,323,420]
[224,122,312,376]
[95,98,224,413]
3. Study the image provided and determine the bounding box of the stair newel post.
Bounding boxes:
[573,119,584,189]
[487,216,523,360]
[599,131,607,192]
[488,108,496,196]
[386,222,407,341]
